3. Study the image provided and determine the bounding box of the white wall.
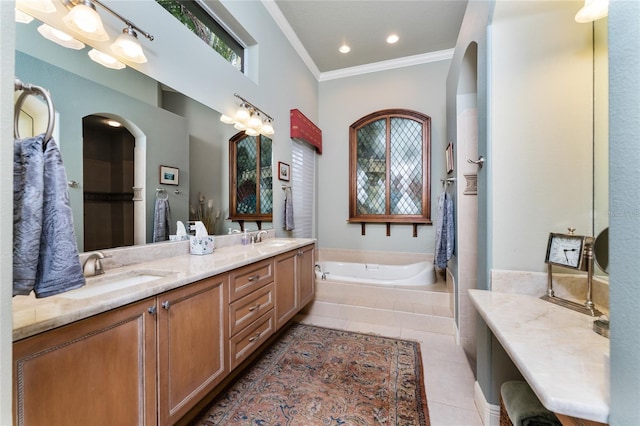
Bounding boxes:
[318,60,450,253]
[490,0,593,272]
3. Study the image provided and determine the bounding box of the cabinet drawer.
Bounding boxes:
[229,283,274,337]
[229,258,274,302]
[229,310,274,370]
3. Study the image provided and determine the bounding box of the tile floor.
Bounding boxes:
[294,313,484,426]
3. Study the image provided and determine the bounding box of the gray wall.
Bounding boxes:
[609,1,640,423]
[318,60,450,253]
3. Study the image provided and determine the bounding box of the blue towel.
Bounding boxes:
[36,138,85,297]
[283,187,295,231]
[434,191,454,269]
[13,135,45,296]
[13,135,85,298]
[153,197,171,242]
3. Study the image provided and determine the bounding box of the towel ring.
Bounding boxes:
[156,188,168,200]
[14,79,55,146]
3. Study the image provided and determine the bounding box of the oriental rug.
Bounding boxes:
[192,323,430,426]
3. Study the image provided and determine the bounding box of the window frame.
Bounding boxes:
[348,109,432,226]
[228,132,273,229]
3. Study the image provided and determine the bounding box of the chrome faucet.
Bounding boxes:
[83,252,106,277]
[255,230,268,243]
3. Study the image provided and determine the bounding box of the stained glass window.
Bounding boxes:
[349,110,431,225]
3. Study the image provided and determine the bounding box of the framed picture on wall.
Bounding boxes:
[160,165,179,185]
[445,143,454,174]
[278,162,290,181]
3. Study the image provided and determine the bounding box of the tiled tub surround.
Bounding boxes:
[469,269,611,424]
[304,248,455,335]
[12,231,316,341]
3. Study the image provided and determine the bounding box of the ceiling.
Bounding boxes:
[269,0,468,79]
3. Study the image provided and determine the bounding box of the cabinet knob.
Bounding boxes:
[161,301,170,310]
[248,304,260,312]
[297,250,303,256]
[248,274,260,282]
[148,306,157,315]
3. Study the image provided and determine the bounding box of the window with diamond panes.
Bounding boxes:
[349,110,431,230]
[229,133,272,229]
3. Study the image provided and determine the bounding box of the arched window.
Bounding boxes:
[349,109,431,235]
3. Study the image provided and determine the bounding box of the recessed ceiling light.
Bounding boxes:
[386,34,399,44]
[339,44,351,54]
[106,119,122,127]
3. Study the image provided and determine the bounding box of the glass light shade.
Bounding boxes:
[233,122,247,131]
[15,9,34,23]
[220,114,235,124]
[18,0,55,13]
[248,111,263,130]
[235,104,250,122]
[261,119,274,135]
[575,0,608,23]
[63,3,109,41]
[88,49,125,70]
[245,128,260,137]
[111,28,147,63]
[38,24,85,50]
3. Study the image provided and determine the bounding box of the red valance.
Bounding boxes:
[290,109,322,154]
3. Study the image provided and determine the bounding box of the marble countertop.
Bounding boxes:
[469,289,609,423]
[13,238,315,342]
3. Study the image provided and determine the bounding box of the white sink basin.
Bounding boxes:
[62,270,172,299]
[260,239,295,247]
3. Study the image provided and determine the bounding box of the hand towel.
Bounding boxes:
[501,381,562,426]
[153,197,171,242]
[434,191,454,269]
[283,187,295,231]
[35,138,85,298]
[13,135,45,296]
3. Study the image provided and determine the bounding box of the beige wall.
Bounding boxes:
[317,60,451,253]
[490,0,593,272]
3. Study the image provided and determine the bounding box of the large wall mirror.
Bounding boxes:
[14,17,273,253]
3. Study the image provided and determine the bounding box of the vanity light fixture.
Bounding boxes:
[88,48,125,70]
[17,0,56,14]
[62,1,109,41]
[111,26,147,63]
[38,23,85,49]
[220,94,275,137]
[575,0,608,23]
[60,0,154,63]
[15,9,34,24]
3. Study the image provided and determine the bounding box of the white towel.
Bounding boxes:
[283,187,295,231]
[434,192,454,269]
[153,197,171,242]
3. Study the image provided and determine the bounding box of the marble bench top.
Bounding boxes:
[12,238,315,342]
[469,289,609,423]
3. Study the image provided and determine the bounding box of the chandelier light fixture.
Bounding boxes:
[220,94,275,136]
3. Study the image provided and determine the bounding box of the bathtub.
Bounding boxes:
[315,260,437,286]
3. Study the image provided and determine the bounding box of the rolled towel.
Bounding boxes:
[500,381,562,426]
[153,197,171,242]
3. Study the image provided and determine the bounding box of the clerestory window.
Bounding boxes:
[349,109,431,236]
[156,0,244,71]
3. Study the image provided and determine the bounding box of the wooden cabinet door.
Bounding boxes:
[157,274,229,425]
[297,244,316,308]
[274,250,298,329]
[13,298,157,426]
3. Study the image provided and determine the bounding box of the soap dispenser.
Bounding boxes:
[241,230,250,245]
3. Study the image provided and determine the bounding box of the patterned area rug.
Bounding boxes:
[193,323,429,425]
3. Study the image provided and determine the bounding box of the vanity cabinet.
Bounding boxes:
[228,259,275,369]
[13,297,157,426]
[157,274,229,425]
[274,244,316,330]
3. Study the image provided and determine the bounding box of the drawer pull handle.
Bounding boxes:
[248,304,260,312]
[248,332,261,342]
[162,301,170,310]
[248,274,260,282]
